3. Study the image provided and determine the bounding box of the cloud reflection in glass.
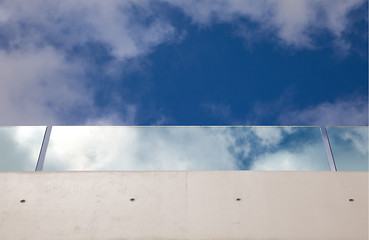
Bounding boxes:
[43,126,330,171]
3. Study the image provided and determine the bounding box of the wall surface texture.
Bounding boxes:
[0,171,367,240]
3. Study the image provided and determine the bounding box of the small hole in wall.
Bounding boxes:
[130,198,135,202]
[236,198,241,201]
[20,200,26,203]
[349,199,354,202]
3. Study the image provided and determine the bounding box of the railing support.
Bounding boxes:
[320,126,337,171]
[35,125,52,171]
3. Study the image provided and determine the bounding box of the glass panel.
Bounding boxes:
[327,127,368,171]
[44,126,329,171]
[0,126,46,171]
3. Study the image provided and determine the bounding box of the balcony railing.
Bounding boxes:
[0,126,367,171]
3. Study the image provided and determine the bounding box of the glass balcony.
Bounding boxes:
[326,127,368,171]
[1,126,367,171]
[0,126,46,171]
[43,126,329,171]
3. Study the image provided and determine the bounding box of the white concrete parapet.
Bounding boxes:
[0,171,367,239]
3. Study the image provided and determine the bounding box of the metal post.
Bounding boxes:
[320,126,337,171]
[35,125,52,171]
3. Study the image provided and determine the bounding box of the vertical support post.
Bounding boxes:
[35,125,52,171]
[320,126,337,171]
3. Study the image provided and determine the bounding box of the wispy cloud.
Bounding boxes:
[327,127,368,170]
[44,127,240,170]
[0,47,92,124]
[202,103,232,122]
[250,143,329,170]
[0,0,365,124]
[278,96,368,126]
[0,0,179,124]
[0,126,44,170]
[0,0,177,59]
[43,126,329,171]
[8,0,363,55]
[166,0,365,49]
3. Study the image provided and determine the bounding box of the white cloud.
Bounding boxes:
[0,126,45,170]
[166,0,365,49]
[328,127,368,171]
[339,127,368,156]
[251,127,284,147]
[42,126,330,171]
[44,127,240,170]
[0,0,177,59]
[0,47,92,124]
[0,0,365,125]
[0,0,180,124]
[250,142,329,171]
[278,96,368,126]
[85,105,137,125]
[1,0,363,57]
[246,127,330,171]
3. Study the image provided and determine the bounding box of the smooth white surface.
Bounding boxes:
[0,171,367,239]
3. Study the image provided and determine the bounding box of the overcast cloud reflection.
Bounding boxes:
[43,127,329,171]
[327,127,368,171]
[0,126,45,171]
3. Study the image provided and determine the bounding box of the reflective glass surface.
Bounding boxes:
[327,127,368,171]
[0,126,46,171]
[44,126,329,171]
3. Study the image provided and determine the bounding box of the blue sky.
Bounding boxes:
[0,0,367,126]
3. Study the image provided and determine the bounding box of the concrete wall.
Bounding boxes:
[0,171,367,240]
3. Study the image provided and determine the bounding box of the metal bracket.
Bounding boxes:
[35,125,52,171]
[320,126,337,171]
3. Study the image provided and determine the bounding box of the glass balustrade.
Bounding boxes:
[43,126,329,171]
[0,126,46,171]
[1,126,366,172]
[326,126,368,171]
